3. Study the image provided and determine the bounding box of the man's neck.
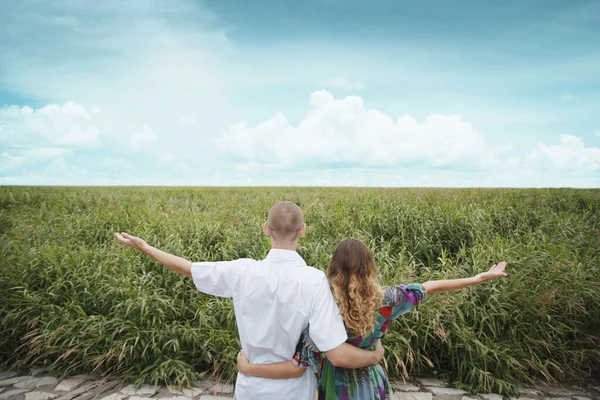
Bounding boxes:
[270,243,298,251]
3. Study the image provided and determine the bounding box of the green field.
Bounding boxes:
[1,187,599,394]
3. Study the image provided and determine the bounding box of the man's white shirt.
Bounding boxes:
[191,249,348,400]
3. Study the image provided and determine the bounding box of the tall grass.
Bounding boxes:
[1,187,598,394]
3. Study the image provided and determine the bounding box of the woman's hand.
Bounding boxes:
[237,350,251,376]
[475,261,508,283]
[374,341,384,363]
[423,261,508,294]
[114,232,149,252]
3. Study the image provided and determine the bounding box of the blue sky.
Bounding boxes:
[0,0,599,186]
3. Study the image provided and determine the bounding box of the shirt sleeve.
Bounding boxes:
[190,259,247,298]
[307,274,348,352]
[382,283,427,320]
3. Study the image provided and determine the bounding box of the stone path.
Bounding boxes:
[1,369,598,400]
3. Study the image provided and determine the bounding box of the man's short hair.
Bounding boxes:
[267,201,305,242]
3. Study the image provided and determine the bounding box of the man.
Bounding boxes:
[114,201,382,400]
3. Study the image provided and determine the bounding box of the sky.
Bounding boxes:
[0,0,599,187]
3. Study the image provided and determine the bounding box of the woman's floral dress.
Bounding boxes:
[293,283,427,400]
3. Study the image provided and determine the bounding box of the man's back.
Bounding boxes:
[191,249,347,400]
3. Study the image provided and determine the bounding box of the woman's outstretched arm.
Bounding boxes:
[422,261,508,295]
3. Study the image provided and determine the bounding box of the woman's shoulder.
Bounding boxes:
[382,283,426,306]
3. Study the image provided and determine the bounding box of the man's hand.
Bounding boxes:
[374,341,384,364]
[114,232,149,252]
[113,232,191,277]
[237,350,251,375]
[476,261,508,283]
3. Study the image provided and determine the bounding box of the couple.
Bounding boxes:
[115,201,507,400]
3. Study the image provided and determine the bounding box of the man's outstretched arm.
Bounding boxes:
[114,232,192,277]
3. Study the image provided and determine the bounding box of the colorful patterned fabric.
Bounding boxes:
[293,283,427,400]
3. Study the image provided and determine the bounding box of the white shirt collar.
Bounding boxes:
[266,248,307,265]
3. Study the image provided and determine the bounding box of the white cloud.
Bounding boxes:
[20,147,71,160]
[100,156,133,169]
[217,90,499,169]
[0,0,235,160]
[0,145,71,173]
[524,134,600,171]
[57,102,90,119]
[506,157,520,167]
[560,93,577,101]
[0,153,24,171]
[0,102,101,147]
[46,157,67,174]
[179,114,199,126]
[42,156,88,181]
[175,162,190,173]
[130,125,158,147]
[160,154,176,163]
[318,77,366,90]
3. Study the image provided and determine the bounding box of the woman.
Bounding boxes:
[237,238,507,400]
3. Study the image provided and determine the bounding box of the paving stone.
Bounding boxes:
[167,386,184,395]
[120,384,159,396]
[0,389,3,394]
[195,381,216,389]
[479,394,503,400]
[397,393,433,400]
[210,384,234,395]
[0,389,29,400]
[15,377,59,389]
[462,397,478,400]
[0,376,31,387]
[154,386,171,399]
[55,378,87,392]
[168,397,192,400]
[71,375,94,381]
[539,386,587,397]
[518,389,541,398]
[130,396,157,400]
[393,383,421,392]
[98,394,127,400]
[183,388,204,398]
[199,396,234,400]
[428,387,468,400]
[509,397,537,400]
[30,368,45,377]
[417,378,447,387]
[573,397,593,400]
[168,386,203,398]
[25,391,58,400]
[591,387,600,393]
[429,388,468,396]
[0,373,18,381]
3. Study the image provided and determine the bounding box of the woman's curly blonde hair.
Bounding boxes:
[327,238,384,337]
